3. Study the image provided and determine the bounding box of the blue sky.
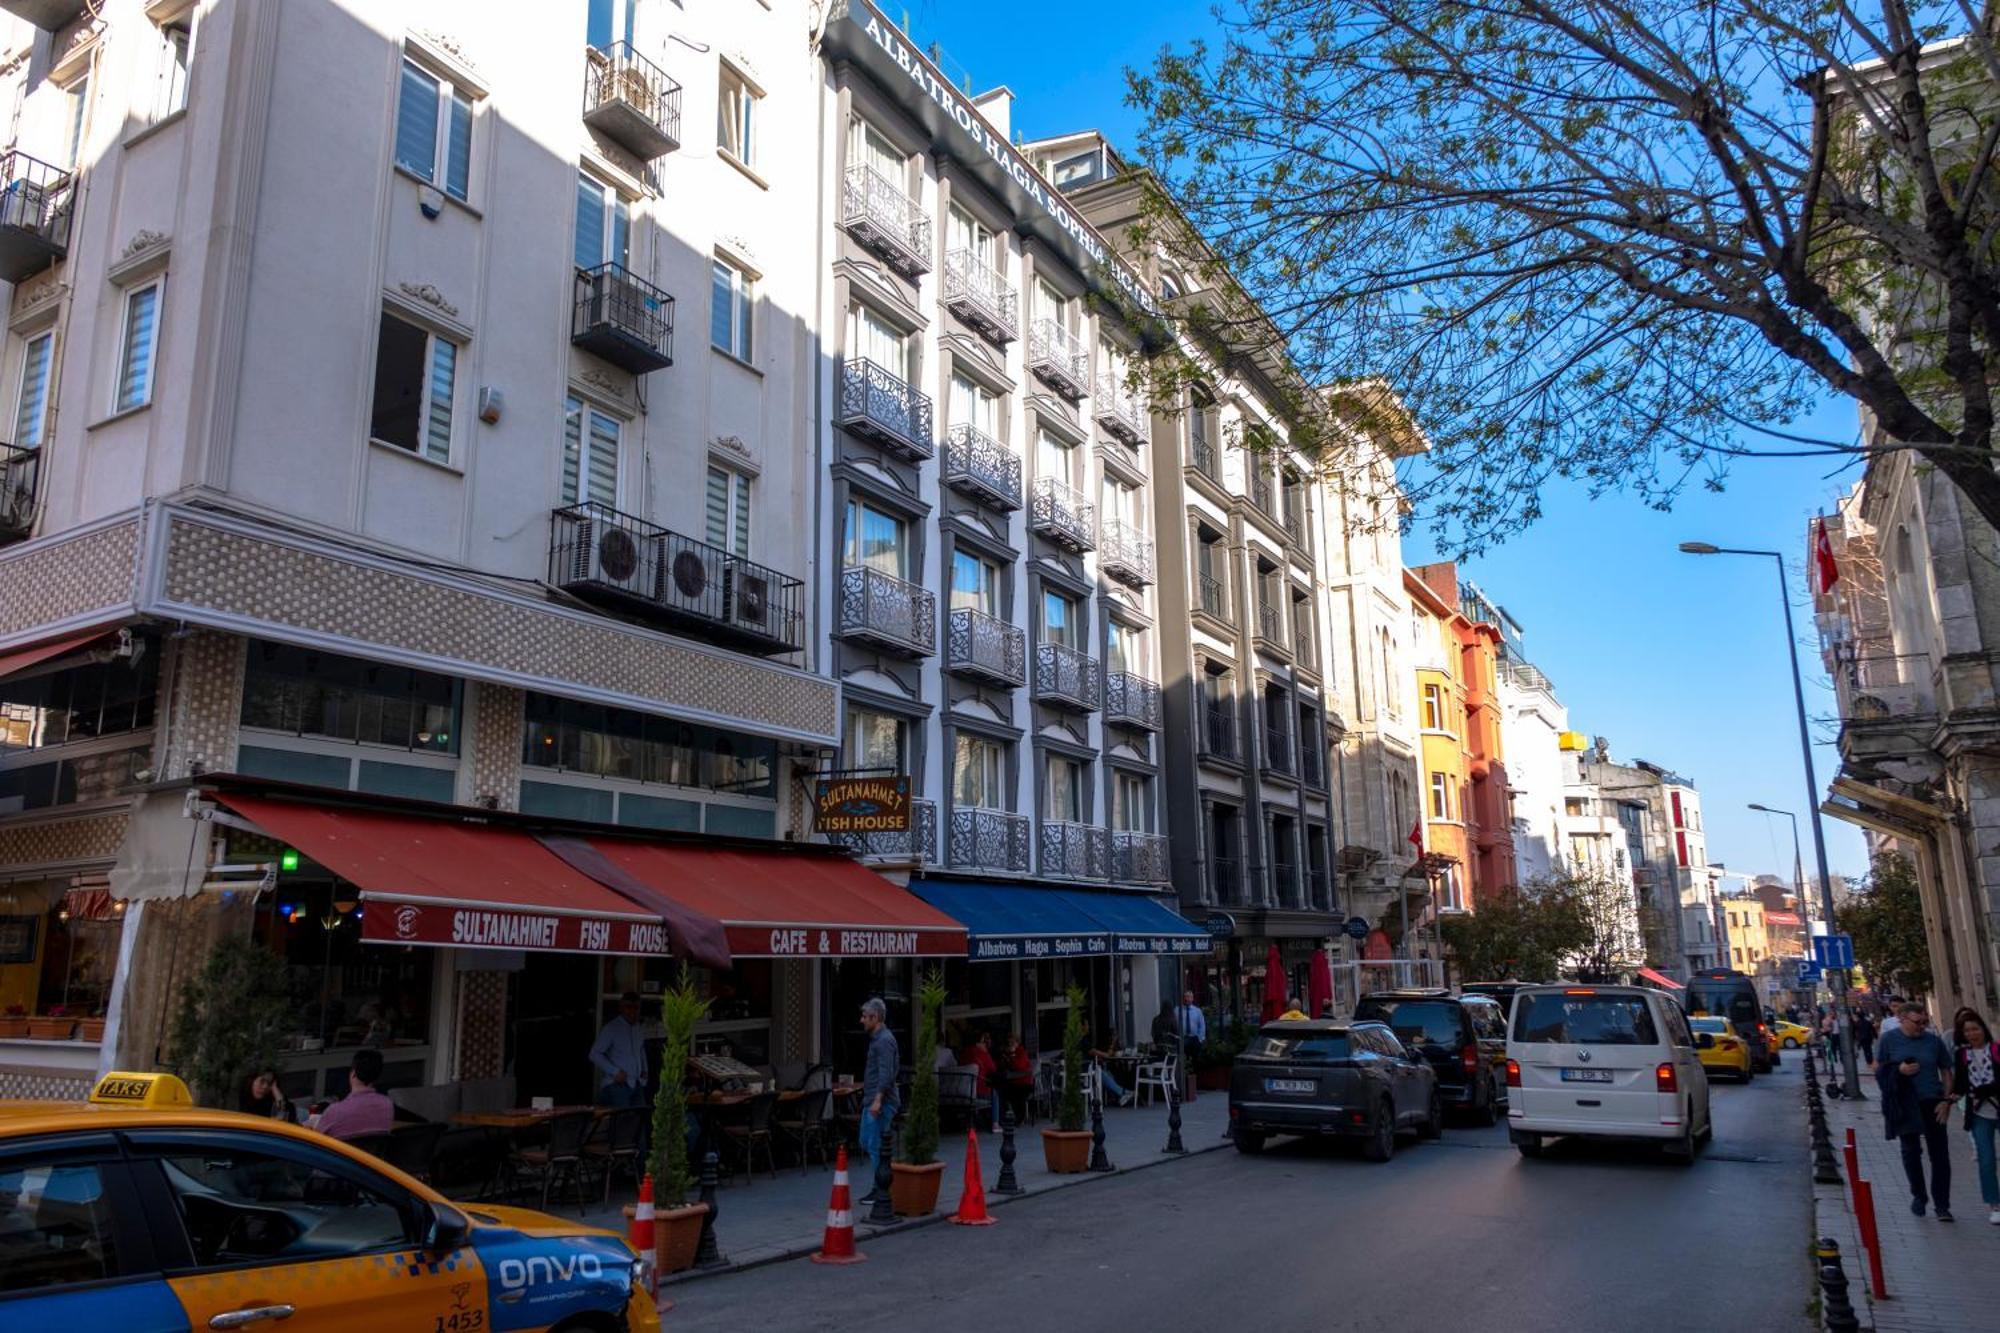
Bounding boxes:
[907,1,1872,883]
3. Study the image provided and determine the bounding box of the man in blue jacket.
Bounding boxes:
[857,996,899,1202]
[1876,1002,1957,1221]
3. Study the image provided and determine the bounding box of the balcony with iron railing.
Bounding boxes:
[838,565,936,657]
[1210,855,1242,902]
[1833,646,1936,764]
[1256,600,1287,654]
[1272,857,1301,906]
[548,502,804,656]
[1,442,37,545]
[1189,433,1219,482]
[0,150,73,285]
[943,249,1018,343]
[1197,572,1229,623]
[1099,518,1154,587]
[1250,471,1274,515]
[572,263,674,374]
[830,798,937,865]
[1202,703,1237,761]
[1300,737,1324,788]
[1293,624,1317,670]
[841,163,931,276]
[1030,476,1095,551]
[1264,723,1293,775]
[1112,830,1171,885]
[1040,820,1110,881]
[582,42,683,159]
[838,358,934,461]
[1283,503,1305,546]
[1034,641,1101,712]
[1104,671,1162,730]
[948,806,1032,874]
[946,608,1026,687]
[942,423,1021,510]
[1028,319,1089,400]
[1093,371,1150,446]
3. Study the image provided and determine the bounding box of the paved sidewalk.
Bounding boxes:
[1811,1079,1994,1332]
[565,1091,1232,1281]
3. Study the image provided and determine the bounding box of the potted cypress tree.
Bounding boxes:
[1040,984,1093,1173]
[892,970,948,1215]
[649,966,711,1275]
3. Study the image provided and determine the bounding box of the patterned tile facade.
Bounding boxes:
[0,1067,93,1100]
[161,631,245,780]
[155,511,838,742]
[0,519,142,645]
[469,682,524,811]
[455,970,508,1080]
[0,810,130,870]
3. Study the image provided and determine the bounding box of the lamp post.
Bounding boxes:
[1679,542,1863,1098]
[1748,803,1811,927]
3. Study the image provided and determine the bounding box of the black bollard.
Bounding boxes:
[1089,1099,1114,1172]
[869,1123,896,1224]
[1815,1238,1861,1333]
[693,1150,725,1269]
[1163,1082,1187,1155]
[994,1106,1023,1194]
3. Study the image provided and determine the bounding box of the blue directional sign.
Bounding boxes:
[1812,933,1854,971]
[1796,958,1823,986]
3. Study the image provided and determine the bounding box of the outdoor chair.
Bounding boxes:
[431,1126,508,1201]
[774,1087,832,1171]
[510,1110,595,1214]
[721,1091,779,1182]
[343,1131,395,1164]
[379,1121,449,1182]
[583,1107,647,1203]
[937,1069,979,1128]
[1134,1053,1178,1107]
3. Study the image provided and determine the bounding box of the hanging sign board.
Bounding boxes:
[814,776,912,833]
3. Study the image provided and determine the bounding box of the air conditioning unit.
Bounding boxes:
[662,543,722,619]
[728,563,772,634]
[0,178,46,233]
[565,517,653,599]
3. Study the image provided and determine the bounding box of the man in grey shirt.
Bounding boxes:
[1875,1002,1956,1221]
[590,992,649,1108]
[858,996,899,1199]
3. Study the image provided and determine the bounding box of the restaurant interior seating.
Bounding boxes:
[509,1110,596,1213]
[429,1126,509,1200]
[387,1076,516,1126]
[719,1091,779,1182]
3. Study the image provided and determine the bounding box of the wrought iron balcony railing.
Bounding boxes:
[838,358,934,461]
[1112,830,1171,885]
[1027,319,1089,400]
[1189,433,1218,480]
[1040,820,1110,881]
[1272,859,1301,905]
[1034,641,1101,712]
[0,442,37,545]
[1257,600,1285,650]
[1250,471,1274,515]
[1264,724,1293,775]
[1099,518,1154,587]
[942,423,1021,510]
[1210,855,1241,902]
[946,608,1026,687]
[1300,739,1325,789]
[572,263,674,374]
[0,150,72,284]
[1030,476,1095,551]
[842,163,932,276]
[1282,501,1305,545]
[1294,625,1317,669]
[838,564,936,657]
[548,502,804,656]
[1094,370,1150,446]
[582,42,682,159]
[830,797,937,864]
[1197,573,1229,622]
[943,248,1018,343]
[948,806,1032,874]
[1104,671,1162,730]
[1202,704,1236,760]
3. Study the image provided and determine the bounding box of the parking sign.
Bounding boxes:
[1796,958,1822,986]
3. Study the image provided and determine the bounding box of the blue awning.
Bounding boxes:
[908,879,1209,960]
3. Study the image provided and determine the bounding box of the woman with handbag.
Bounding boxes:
[1951,1009,2000,1224]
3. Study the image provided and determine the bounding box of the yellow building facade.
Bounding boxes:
[1407,572,1470,910]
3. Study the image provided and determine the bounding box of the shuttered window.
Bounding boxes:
[14,332,52,449]
[371,310,457,465]
[705,466,750,555]
[395,58,473,201]
[115,283,161,413]
[424,337,456,464]
[562,394,621,506]
[574,173,630,271]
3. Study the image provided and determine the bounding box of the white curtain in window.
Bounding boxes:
[849,305,905,375]
[1036,429,1071,487]
[954,733,1003,810]
[1046,756,1082,822]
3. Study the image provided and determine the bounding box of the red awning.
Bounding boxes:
[214,793,675,957]
[1765,911,1803,928]
[1636,965,1684,990]
[587,839,966,958]
[0,628,115,681]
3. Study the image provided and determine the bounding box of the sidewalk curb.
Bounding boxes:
[662,1133,1234,1285]
[1809,1094,1874,1332]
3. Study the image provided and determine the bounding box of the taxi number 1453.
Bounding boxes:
[435,1312,486,1333]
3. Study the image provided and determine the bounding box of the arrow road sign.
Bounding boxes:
[1812,934,1854,971]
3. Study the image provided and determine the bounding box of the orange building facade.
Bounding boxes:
[1413,564,1516,906]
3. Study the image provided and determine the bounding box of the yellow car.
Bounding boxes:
[1771,1019,1812,1050]
[0,1071,661,1332]
[1690,1016,1753,1082]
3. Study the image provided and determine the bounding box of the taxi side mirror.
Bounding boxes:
[426,1202,471,1253]
[1696,1033,1715,1050]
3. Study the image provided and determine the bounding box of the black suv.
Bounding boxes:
[1353,990,1510,1125]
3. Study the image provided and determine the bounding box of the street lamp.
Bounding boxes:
[1747,803,1812,925]
[1680,541,1864,1098]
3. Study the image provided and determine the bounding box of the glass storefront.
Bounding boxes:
[0,648,157,814]
[237,641,461,804]
[0,879,124,1030]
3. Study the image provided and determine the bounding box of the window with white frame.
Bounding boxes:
[370,309,456,464]
[395,58,472,201]
[574,171,630,271]
[1044,754,1084,822]
[848,303,907,379]
[1035,426,1075,487]
[1113,771,1153,832]
[710,256,754,361]
[113,281,162,414]
[1429,771,1450,820]
[1106,619,1147,675]
[849,117,905,188]
[844,707,906,774]
[150,8,194,123]
[843,498,907,578]
[1037,278,1070,328]
[1101,475,1140,530]
[1041,588,1082,650]
[948,371,999,436]
[947,205,995,268]
[954,732,1005,810]
[14,331,52,450]
[950,548,1000,616]
[718,61,758,167]
[1421,682,1443,730]
[61,76,88,169]
[705,465,750,555]
[561,394,621,506]
[587,0,637,50]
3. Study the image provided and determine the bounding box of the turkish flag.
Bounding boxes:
[1408,820,1425,854]
[1814,519,1840,593]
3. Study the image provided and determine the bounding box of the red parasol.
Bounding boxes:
[1309,948,1335,1017]
[1261,942,1289,1021]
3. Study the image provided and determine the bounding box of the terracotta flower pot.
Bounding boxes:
[75,1018,106,1043]
[0,1017,28,1039]
[653,1202,709,1276]
[1040,1128,1092,1174]
[26,1017,74,1041]
[890,1159,945,1216]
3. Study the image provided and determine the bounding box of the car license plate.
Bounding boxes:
[1561,1068,1613,1083]
[1265,1078,1314,1094]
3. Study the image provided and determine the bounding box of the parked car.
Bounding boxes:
[1229,1019,1441,1161]
[1459,981,1538,1013]
[1689,1015,1752,1082]
[1506,984,1712,1163]
[1353,989,1510,1125]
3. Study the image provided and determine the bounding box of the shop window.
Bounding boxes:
[252,885,434,1067]
[240,641,459,753]
[522,692,775,798]
[0,650,158,814]
[0,881,123,1024]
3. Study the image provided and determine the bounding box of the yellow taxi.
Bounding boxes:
[0,1072,661,1332]
[1689,1016,1753,1082]
[1771,1019,1812,1050]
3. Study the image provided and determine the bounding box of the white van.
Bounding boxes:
[1504,984,1711,1162]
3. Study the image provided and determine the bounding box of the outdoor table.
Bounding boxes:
[451,1105,598,1129]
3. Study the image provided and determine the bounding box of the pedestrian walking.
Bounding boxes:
[1852,1010,1877,1068]
[856,996,899,1201]
[1949,1009,2000,1225]
[1875,1002,1957,1222]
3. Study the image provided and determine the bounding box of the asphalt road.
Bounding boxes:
[661,1061,1814,1333]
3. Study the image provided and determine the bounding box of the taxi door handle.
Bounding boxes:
[209,1305,296,1329]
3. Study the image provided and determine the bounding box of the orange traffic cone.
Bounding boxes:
[631,1174,655,1253]
[951,1127,997,1226]
[811,1144,867,1264]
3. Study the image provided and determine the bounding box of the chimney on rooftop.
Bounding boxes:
[972,86,1013,140]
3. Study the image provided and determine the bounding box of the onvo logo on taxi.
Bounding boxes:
[497,1252,605,1291]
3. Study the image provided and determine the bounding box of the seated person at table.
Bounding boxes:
[962,1031,1001,1131]
[315,1049,393,1141]
[934,1037,959,1073]
[996,1033,1035,1125]
[1080,1019,1133,1106]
